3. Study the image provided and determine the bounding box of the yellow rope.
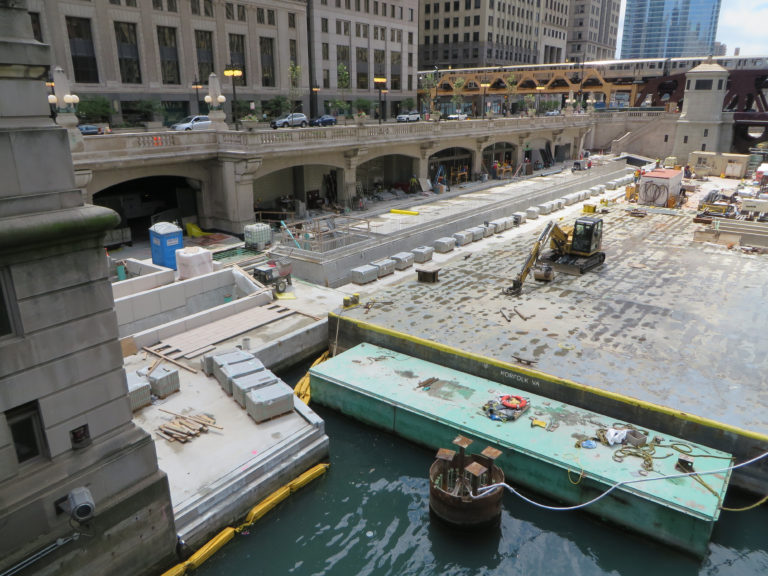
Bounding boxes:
[721,493,768,512]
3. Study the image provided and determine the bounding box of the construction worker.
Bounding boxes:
[409,175,418,194]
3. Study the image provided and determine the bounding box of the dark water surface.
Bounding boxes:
[196,365,768,576]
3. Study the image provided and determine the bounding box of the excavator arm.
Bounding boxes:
[503,220,554,296]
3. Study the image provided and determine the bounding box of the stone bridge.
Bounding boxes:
[71,112,657,233]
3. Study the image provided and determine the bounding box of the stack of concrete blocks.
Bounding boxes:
[148,366,180,399]
[411,246,433,263]
[211,350,255,392]
[595,184,606,194]
[526,207,540,219]
[201,348,238,375]
[489,218,508,233]
[433,237,456,253]
[553,199,565,210]
[371,258,395,278]
[589,186,601,197]
[220,358,265,395]
[126,372,152,411]
[606,180,618,190]
[390,252,414,270]
[350,264,379,285]
[245,380,295,423]
[232,369,278,407]
[453,231,473,246]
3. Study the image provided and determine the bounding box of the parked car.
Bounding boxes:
[545,110,561,116]
[271,113,309,129]
[77,124,101,135]
[396,110,420,122]
[171,115,212,131]
[310,114,337,127]
[447,112,468,120]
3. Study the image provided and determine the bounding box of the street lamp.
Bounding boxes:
[433,65,440,122]
[223,64,243,130]
[45,75,56,120]
[374,76,387,124]
[480,80,491,120]
[381,89,388,122]
[535,85,546,116]
[311,86,320,119]
[192,77,203,114]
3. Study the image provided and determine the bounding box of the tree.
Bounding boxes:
[402,97,415,111]
[76,96,111,123]
[421,70,438,116]
[264,96,290,118]
[288,63,303,112]
[504,73,517,116]
[353,98,371,114]
[451,77,466,114]
[337,63,350,123]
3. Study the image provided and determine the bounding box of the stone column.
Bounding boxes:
[204,156,260,233]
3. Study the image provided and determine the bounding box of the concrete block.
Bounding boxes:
[554,199,565,210]
[126,373,151,411]
[212,350,255,385]
[512,212,526,225]
[370,258,395,277]
[537,203,552,215]
[453,231,473,246]
[182,276,204,299]
[606,180,617,190]
[433,237,456,253]
[131,290,162,321]
[480,224,494,237]
[114,298,134,325]
[525,207,540,219]
[411,246,433,263]
[221,358,266,395]
[159,283,186,312]
[489,218,507,232]
[232,369,278,407]
[390,252,414,270]
[201,347,240,376]
[467,227,485,241]
[148,366,180,398]
[350,264,379,285]
[245,380,294,423]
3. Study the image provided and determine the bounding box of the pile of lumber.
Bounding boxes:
[155,409,220,443]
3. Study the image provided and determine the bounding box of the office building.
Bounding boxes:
[620,0,721,59]
[566,0,621,62]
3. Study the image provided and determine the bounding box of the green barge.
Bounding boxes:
[310,342,732,557]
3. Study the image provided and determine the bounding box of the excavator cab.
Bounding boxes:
[571,217,603,255]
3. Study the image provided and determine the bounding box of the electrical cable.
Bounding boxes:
[473,449,768,512]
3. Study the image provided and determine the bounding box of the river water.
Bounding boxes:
[196,365,767,576]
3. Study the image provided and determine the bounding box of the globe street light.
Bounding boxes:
[374,76,387,124]
[223,64,243,130]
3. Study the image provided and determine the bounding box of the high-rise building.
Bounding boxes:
[418,0,571,69]
[566,0,622,62]
[620,0,721,59]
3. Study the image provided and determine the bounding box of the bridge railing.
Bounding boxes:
[72,115,596,164]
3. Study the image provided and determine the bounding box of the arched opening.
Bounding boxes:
[428,147,473,190]
[253,163,344,222]
[356,154,419,198]
[482,142,517,177]
[523,138,555,170]
[93,176,200,246]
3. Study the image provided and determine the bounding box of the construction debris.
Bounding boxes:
[156,410,219,442]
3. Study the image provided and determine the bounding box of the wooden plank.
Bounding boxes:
[142,347,198,374]
[184,344,216,359]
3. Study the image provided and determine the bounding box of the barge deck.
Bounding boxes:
[310,342,732,557]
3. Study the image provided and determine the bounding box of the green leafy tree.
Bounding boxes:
[288,63,303,112]
[337,63,351,122]
[353,98,371,114]
[76,96,111,123]
[421,70,438,116]
[451,77,466,114]
[504,74,517,116]
[264,96,290,118]
[402,97,415,111]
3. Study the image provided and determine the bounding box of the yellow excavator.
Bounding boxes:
[504,217,606,295]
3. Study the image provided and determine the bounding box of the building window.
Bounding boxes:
[694,79,713,90]
[225,2,234,19]
[229,34,246,84]
[288,13,296,28]
[322,43,329,60]
[701,143,706,151]
[683,136,688,144]
[191,0,200,15]
[195,30,214,84]
[157,26,180,85]
[704,129,709,137]
[126,0,137,6]
[323,68,330,88]
[257,7,264,23]
[322,18,328,33]
[167,0,177,12]
[356,47,368,89]
[66,17,99,83]
[110,0,121,4]
[290,39,297,65]
[7,403,45,464]
[153,0,162,10]
[267,9,275,25]
[237,5,246,20]
[28,12,43,42]
[203,0,214,17]
[260,37,275,87]
[114,22,142,84]
[717,79,723,90]
[664,134,668,142]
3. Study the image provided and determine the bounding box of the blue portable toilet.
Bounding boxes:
[149,222,183,269]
